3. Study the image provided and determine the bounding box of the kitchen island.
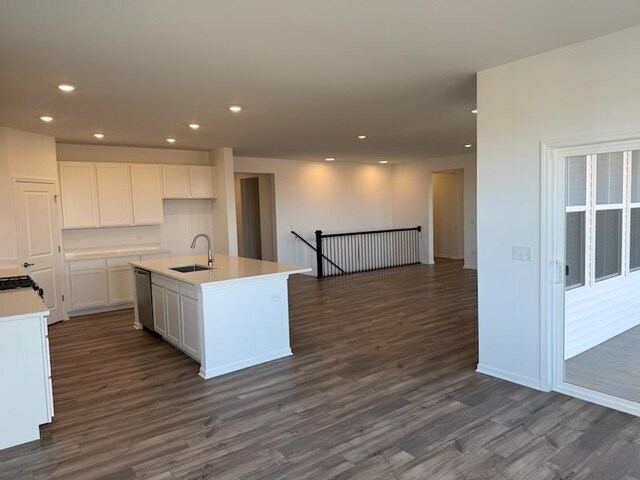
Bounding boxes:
[129,254,310,379]
[0,270,53,450]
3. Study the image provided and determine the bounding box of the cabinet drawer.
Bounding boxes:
[180,282,199,300]
[69,259,106,271]
[151,273,180,292]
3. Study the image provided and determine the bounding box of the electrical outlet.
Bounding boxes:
[512,246,532,262]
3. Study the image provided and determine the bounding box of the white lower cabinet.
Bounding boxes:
[0,313,53,449]
[107,266,134,305]
[180,294,200,359]
[164,288,182,348]
[151,283,166,336]
[150,276,200,361]
[67,254,168,315]
[69,269,108,310]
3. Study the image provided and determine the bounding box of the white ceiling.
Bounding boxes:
[2,1,640,163]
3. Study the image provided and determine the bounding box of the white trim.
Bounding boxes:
[555,381,640,417]
[68,303,133,317]
[463,263,477,270]
[12,176,57,185]
[542,130,640,414]
[476,364,543,391]
[198,348,292,380]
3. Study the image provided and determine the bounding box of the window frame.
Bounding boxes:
[565,149,640,291]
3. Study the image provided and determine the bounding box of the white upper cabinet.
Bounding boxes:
[96,163,133,226]
[162,165,191,198]
[189,166,217,198]
[130,164,163,224]
[59,162,99,228]
[162,165,216,199]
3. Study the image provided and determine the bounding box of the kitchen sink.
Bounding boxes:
[169,264,215,273]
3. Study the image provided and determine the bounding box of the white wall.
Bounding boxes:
[391,153,477,268]
[210,148,238,256]
[433,171,464,260]
[0,127,59,264]
[57,143,215,257]
[234,156,393,270]
[477,25,640,389]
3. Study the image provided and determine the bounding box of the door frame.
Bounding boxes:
[12,176,68,322]
[541,128,640,416]
[429,169,465,262]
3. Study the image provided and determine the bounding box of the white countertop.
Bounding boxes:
[0,267,20,277]
[65,245,171,261]
[0,289,49,322]
[130,254,311,286]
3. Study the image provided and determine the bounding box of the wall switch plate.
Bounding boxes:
[512,246,532,261]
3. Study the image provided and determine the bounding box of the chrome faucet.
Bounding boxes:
[191,233,214,266]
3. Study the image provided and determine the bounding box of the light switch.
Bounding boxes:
[512,246,532,262]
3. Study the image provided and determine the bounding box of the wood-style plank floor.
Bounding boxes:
[3,260,640,479]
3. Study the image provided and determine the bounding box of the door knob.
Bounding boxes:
[23,262,34,268]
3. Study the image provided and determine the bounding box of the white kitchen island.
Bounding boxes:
[130,254,310,379]
[0,282,53,450]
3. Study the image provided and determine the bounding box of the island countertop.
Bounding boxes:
[129,254,311,286]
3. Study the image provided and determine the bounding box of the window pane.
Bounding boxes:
[631,208,640,271]
[566,156,587,207]
[632,151,640,203]
[595,209,622,281]
[596,152,624,205]
[565,211,585,289]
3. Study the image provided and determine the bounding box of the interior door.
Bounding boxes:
[13,181,65,324]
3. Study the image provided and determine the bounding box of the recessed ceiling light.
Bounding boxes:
[166,138,176,144]
[40,116,54,123]
[58,84,76,93]
[93,133,104,139]
[471,109,478,114]
[188,123,200,130]
[379,160,388,164]
[464,144,473,148]
[357,135,367,139]
[229,105,242,113]
[325,157,335,162]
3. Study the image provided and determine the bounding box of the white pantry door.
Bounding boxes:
[13,181,65,324]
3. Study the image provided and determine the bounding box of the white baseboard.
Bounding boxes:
[463,263,477,270]
[476,364,542,391]
[68,303,133,317]
[199,348,292,380]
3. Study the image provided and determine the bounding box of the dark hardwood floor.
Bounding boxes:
[2,260,640,479]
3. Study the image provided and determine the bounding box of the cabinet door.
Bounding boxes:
[162,165,190,198]
[96,164,133,226]
[180,294,200,360]
[189,166,216,198]
[70,269,107,310]
[151,284,166,336]
[59,162,99,228]
[164,289,182,347]
[130,165,163,224]
[107,266,134,305]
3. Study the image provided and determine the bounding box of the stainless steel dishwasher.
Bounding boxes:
[134,268,154,331]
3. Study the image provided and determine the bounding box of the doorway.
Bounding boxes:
[542,136,640,416]
[234,173,277,261]
[431,170,464,264]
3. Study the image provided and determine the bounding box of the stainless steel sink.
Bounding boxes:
[169,264,215,273]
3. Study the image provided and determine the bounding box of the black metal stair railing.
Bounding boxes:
[292,226,421,278]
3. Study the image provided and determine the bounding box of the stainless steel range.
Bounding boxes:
[0,275,44,299]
